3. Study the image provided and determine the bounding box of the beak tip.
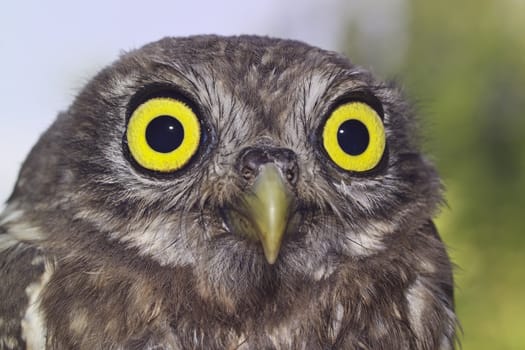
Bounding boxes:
[265,256,278,265]
[263,248,280,265]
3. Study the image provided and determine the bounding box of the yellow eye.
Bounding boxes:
[322,101,385,172]
[126,97,201,172]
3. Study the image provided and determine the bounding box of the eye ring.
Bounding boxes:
[126,97,201,172]
[322,101,386,172]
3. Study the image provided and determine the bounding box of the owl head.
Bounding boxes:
[9,35,442,311]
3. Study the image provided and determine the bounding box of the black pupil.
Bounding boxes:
[337,119,369,155]
[145,115,184,153]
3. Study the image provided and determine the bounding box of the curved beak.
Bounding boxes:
[225,164,294,264]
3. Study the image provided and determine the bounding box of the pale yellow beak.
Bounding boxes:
[225,164,293,264]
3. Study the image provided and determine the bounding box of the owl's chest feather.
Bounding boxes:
[33,262,447,350]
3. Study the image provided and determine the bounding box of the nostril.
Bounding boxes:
[238,147,268,181]
[237,146,299,186]
[241,165,255,181]
[285,165,298,185]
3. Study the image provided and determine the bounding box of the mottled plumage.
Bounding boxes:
[0,35,456,349]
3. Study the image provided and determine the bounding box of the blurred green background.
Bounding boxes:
[344,1,525,349]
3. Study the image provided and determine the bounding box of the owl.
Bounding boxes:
[0,35,457,349]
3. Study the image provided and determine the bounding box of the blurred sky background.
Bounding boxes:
[1,0,524,348]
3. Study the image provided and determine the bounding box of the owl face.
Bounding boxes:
[13,36,441,308]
